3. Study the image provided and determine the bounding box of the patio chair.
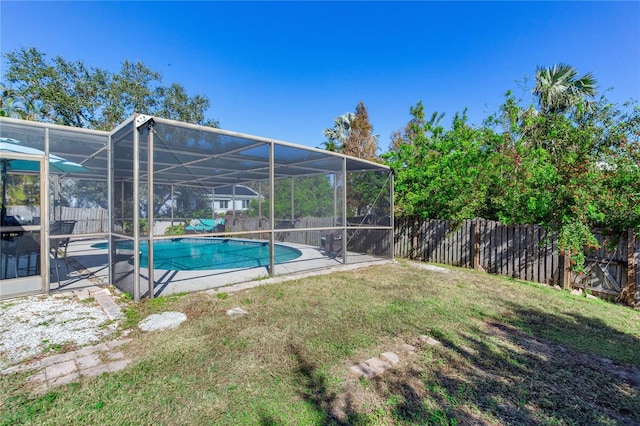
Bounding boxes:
[50,220,76,286]
[1,232,41,278]
[322,232,343,257]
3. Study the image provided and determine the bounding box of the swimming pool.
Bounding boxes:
[92,238,302,271]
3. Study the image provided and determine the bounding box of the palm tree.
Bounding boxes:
[533,64,597,114]
[321,112,355,152]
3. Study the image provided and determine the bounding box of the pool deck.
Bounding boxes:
[52,238,390,297]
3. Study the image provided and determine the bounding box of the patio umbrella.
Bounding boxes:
[0,137,89,224]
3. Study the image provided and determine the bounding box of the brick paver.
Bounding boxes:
[2,337,134,393]
[77,353,102,369]
[45,359,77,379]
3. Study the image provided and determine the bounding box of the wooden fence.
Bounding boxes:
[59,207,109,234]
[394,217,639,308]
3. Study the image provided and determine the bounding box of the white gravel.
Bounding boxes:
[0,295,119,368]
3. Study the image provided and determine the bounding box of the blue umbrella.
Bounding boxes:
[0,137,89,224]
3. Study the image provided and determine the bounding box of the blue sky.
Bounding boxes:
[1,1,639,151]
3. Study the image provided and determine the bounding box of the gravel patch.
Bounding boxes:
[0,295,119,369]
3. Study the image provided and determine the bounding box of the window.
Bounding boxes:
[219,200,229,209]
[241,200,249,209]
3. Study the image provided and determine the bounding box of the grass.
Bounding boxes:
[1,260,639,425]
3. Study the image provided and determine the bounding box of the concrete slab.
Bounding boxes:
[349,362,381,379]
[107,359,131,372]
[49,372,79,387]
[45,359,77,379]
[380,352,400,366]
[75,345,101,357]
[40,351,76,368]
[92,289,123,320]
[401,344,416,354]
[80,364,110,377]
[106,351,125,361]
[138,311,187,332]
[365,357,391,374]
[1,361,40,375]
[74,289,91,301]
[226,307,248,317]
[419,335,441,346]
[77,353,102,369]
[26,371,46,383]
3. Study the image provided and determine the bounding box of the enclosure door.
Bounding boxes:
[0,155,45,298]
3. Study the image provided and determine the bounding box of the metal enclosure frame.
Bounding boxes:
[1,115,394,300]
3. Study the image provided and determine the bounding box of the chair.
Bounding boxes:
[321,232,343,257]
[1,232,41,278]
[50,220,76,286]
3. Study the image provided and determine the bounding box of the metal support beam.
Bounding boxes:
[147,124,155,299]
[132,121,141,302]
[342,157,348,265]
[42,128,50,294]
[269,142,275,276]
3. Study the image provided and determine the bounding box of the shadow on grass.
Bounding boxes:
[501,301,640,367]
[284,343,369,426]
[275,306,639,425]
[423,304,640,425]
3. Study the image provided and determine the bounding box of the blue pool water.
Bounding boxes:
[92,238,302,271]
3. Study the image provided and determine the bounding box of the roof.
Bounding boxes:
[0,115,391,189]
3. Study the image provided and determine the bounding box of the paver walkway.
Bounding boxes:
[349,335,439,379]
[2,338,134,393]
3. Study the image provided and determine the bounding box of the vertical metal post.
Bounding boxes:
[333,173,337,227]
[269,142,275,276]
[290,177,294,222]
[389,170,395,261]
[107,134,113,289]
[170,184,174,228]
[211,188,215,220]
[132,121,140,302]
[147,125,154,299]
[232,184,236,223]
[258,181,262,227]
[342,157,348,265]
[53,176,60,222]
[42,128,50,293]
[120,181,124,225]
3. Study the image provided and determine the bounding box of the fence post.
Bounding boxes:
[412,218,419,260]
[625,229,636,307]
[472,218,481,270]
[562,255,572,290]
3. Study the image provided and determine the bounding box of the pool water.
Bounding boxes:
[92,238,302,271]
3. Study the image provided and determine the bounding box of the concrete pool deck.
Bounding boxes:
[52,238,391,297]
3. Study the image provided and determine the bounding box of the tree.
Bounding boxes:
[486,75,639,270]
[322,102,380,161]
[343,102,379,161]
[2,47,219,130]
[322,112,354,152]
[533,63,597,115]
[322,103,382,216]
[384,103,498,221]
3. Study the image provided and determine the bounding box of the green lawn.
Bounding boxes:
[2,261,639,425]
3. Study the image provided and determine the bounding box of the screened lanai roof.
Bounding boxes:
[111,116,389,189]
[0,115,389,188]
